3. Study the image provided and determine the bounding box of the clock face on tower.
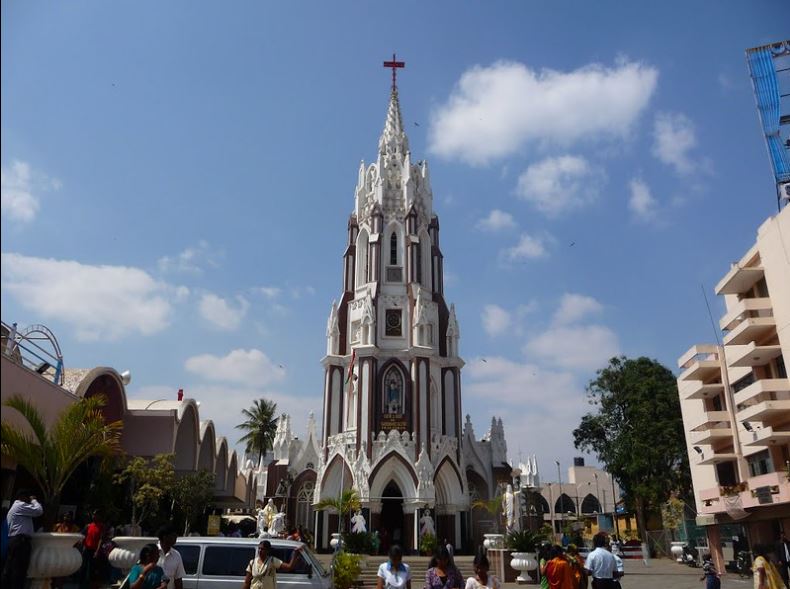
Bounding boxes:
[385,309,402,336]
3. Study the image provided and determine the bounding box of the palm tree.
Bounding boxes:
[1,394,123,529]
[315,490,361,533]
[236,399,279,463]
[472,495,504,533]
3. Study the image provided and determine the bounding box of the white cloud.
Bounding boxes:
[515,155,605,216]
[257,287,282,299]
[158,241,221,274]
[553,293,603,326]
[199,293,249,330]
[1,252,186,341]
[524,324,620,372]
[652,112,697,174]
[466,356,578,404]
[476,209,517,232]
[502,233,548,261]
[482,304,511,337]
[628,178,658,222]
[429,59,658,165]
[184,348,285,386]
[1,160,61,222]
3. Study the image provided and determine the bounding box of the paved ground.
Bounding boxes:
[497,557,754,589]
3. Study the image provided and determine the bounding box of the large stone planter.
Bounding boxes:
[510,551,538,584]
[109,536,158,574]
[27,533,83,589]
[483,533,504,550]
[329,533,342,551]
[670,541,685,563]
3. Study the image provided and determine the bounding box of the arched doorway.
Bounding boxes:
[380,481,404,553]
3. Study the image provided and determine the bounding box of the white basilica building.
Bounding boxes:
[259,80,516,553]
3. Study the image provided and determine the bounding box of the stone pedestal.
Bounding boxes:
[27,533,83,589]
[487,548,518,583]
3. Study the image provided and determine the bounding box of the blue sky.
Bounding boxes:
[2,1,788,478]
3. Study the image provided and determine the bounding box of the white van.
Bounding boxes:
[171,537,330,589]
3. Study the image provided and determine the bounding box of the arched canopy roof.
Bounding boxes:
[319,455,353,500]
[69,367,128,423]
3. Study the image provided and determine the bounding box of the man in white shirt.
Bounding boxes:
[584,533,617,589]
[2,490,43,589]
[157,525,186,589]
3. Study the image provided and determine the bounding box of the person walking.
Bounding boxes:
[377,545,411,589]
[567,544,587,589]
[539,543,552,589]
[425,546,463,589]
[464,552,501,589]
[584,533,617,589]
[242,540,303,589]
[776,532,790,589]
[753,544,784,589]
[545,545,574,589]
[157,525,185,589]
[128,543,167,589]
[699,553,721,589]
[2,489,43,589]
[81,510,105,588]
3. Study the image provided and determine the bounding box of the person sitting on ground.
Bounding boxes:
[128,543,167,589]
[242,540,303,589]
[464,551,500,589]
[377,545,411,589]
[425,545,463,589]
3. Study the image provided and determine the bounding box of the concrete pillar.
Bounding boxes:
[706,525,724,576]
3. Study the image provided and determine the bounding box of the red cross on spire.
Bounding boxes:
[383,53,405,90]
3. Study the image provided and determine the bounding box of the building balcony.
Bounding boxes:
[719,297,773,331]
[681,381,724,401]
[727,342,783,368]
[697,452,738,466]
[723,317,776,346]
[678,345,722,382]
[738,400,790,424]
[715,246,763,295]
[742,425,790,447]
[689,411,732,444]
[734,378,790,406]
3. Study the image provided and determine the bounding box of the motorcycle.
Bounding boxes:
[736,550,752,578]
[681,543,699,567]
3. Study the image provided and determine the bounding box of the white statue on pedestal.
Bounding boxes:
[350,510,367,534]
[255,501,267,537]
[503,484,521,532]
[262,499,277,531]
[269,511,286,537]
[419,509,435,537]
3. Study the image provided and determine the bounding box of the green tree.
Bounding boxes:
[471,495,503,533]
[315,490,361,533]
[661,495,686,541]
[114,454,175,530]
[573,356,691,542]
[173,469,215,534]
[1,394,122,529]
[236,399,279,463]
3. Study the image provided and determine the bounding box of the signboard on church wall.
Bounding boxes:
[381,413,408,431]
[207,515,221,536]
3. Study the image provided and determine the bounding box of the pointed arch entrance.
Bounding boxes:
[380,481,404,554]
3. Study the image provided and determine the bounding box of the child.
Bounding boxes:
[700,554,721,589]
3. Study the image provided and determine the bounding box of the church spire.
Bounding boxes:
[378,85,410,156]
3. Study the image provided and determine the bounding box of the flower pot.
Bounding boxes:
[483,533,504,550]
[109,536,158,574]
[27,533,83,589]
[509,551,538,584]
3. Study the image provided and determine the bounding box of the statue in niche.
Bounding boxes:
[419,509,435,537]
[385,369,403,415]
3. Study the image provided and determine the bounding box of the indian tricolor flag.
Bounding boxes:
[345,349,356,392]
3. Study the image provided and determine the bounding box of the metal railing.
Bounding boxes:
[1,320,64,386]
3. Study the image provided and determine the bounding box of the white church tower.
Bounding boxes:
[314,69,468,552]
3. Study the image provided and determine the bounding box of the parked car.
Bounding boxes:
[170,537,330,589]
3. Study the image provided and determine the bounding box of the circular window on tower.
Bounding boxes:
[385,309,402,337]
